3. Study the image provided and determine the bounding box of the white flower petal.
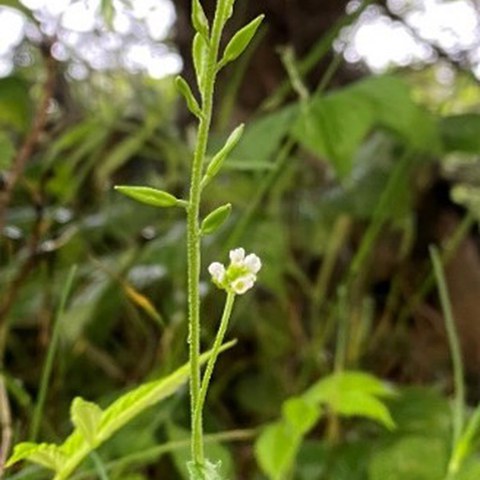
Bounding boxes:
[208,262,225,282]
[229,248,245,265]
[244,253,262,274]
[230,274,256,295]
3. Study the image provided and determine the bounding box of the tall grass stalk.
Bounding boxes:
[29,266,77,441]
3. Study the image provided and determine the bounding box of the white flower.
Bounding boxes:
[208,262,225,283]
[231,274,256,295]
[244,253,262,274]
[229,248,245,265]
[208,248,262,295]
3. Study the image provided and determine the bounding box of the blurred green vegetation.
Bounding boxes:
[2,0,480,479]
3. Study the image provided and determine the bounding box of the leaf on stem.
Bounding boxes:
[205,124,244,181]
[218,15,264,69]
[114,186,186,208]
[6,442,66,471]
[176,76,203,119]
[193,32,209,91]
[192,0,209,40]
[201,203,232,235]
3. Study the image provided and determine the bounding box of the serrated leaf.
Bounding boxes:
[193,33,209,90]
[219,15,264,68]
[70,398,103,445]
[201,203,231,235]
[6,442,66,471]
[115,186,183,208]
[176,76,203,119]
[205,124,244,180]
[192,0,209,39]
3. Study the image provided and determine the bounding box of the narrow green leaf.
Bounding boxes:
[191,0,209,40]
[205,124,244,180]
[193,33,209,90]
[70,398,103,446]
[219,15,264,69]
[175,76,203,119]
[114,186,184,208]
[201,203,232,235]
[6,442,66,471]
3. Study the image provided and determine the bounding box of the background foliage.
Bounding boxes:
[1,0,480,478]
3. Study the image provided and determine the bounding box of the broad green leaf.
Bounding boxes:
[282,396,321,435]
[6,442,66,471]
[255,421,301,480]
[201,203,231,235]
[114,186,183,208]
[304,371,395,430]
[0,76,32,132]
[219,15,264,68]
[176,75,203,118]
[70,398,103,445]
[193,32,209,90]
[192,0,209,39]
[350,75,440,153]
[0,131,15,169]
[205,124,244,180]
[232,105,297,165]
[368,435,448,480]
[292,91,374,178]
[440,114,480,153]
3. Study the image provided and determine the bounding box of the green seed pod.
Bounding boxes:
[201,203,232,235]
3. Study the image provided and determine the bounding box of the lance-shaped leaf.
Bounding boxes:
[201,203,232,235]
[71,398,103,446]
[192,0,209,40]
[219,15,264,69]
[175,76,203,119]
[114,186,186,208]
[204,124,244,183]
[193,32,209,90]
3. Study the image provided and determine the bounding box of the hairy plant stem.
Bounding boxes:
[194,292,235,437]
[187,0,231,468]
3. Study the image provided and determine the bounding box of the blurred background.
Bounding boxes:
[1,0,480,478]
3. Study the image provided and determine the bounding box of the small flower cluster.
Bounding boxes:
[208,248,261,295]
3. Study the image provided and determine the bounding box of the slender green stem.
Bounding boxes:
[29,266,77,441]
[430,246,465,477]
[187,0,231,467]
[194,292,235,436]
